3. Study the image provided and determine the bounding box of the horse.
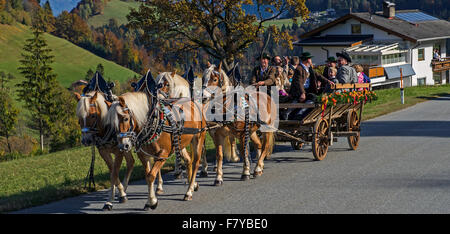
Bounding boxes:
[105,90,207,210]
[202,63,276,185]
[155,71,212,177]
[74,91,135,211]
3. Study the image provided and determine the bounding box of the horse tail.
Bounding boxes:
[223,136,239,162]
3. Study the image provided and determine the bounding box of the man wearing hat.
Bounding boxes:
[336,51,358,84]
[250,52,277,88]
[283,52,334,120]
[322,56,337,79]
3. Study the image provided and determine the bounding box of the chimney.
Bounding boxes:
[383,1,396,19]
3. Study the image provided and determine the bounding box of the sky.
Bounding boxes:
[40,0,80,16]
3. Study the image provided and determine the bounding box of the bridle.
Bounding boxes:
[81,94,99,138]
[117,105,137,142]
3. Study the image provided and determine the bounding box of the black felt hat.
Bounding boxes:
[326,56,337,63]
[336,51,352,63]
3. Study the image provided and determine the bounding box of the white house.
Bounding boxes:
[295,1,450,89]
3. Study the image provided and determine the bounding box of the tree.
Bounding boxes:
[54,11,91,44]
[16,29,61,151]
[96,63,105,76]
[0,71,14,90]
[127,0,310,71]
[0,89,19,153]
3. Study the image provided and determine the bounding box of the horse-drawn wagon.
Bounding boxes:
[275,83,372,161]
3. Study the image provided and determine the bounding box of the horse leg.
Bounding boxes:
[122,151,135,192]
[213,135,225,186]
[156,168,164,195]
[184,135,203,200]
[199,145,209,177]
[239,135,251,181]
[250,132,263,177]
[255,132,273,176]
[144,158,167,211]
[230,136,240,162]
[111,150,128,203]
[101,149,124,211]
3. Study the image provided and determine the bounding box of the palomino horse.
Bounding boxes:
[106,90,207,210]
[202,63,276,185]
[74,91,135,211]
[155,71,211,177]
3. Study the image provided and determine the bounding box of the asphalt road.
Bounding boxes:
[14,97,450,214]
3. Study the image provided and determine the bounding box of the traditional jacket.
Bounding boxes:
[289,64,328,100]
[250,65,277,86]
[336,65,358,84]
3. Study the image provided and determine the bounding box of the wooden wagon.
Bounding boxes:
[275,83,371,161]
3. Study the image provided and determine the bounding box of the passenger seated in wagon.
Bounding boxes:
[280,52,334,120]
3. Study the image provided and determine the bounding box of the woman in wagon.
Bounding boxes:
[282,52,334,120]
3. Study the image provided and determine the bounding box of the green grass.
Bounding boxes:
[362,84,450,121]
[261,17,303,29]
[87,0,142,28]
[0,133,216,213]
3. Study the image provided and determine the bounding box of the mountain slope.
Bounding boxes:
[87,0,141,27]
[0,23,138,88]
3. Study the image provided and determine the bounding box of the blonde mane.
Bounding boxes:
[155,72,191,98]
[105,92,150,130]
[202,65,233,92]
[76,91,108,122]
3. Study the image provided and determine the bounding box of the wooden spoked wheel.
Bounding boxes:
[347,110,360,150]
[291,141,303,150]
[312,118,329,161]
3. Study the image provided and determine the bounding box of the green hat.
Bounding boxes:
[300,52,314,60]
[326,56,337,63]
[257,52,271,60]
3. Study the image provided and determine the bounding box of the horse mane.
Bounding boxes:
[76,91,108,122]
[155,72,191,98]
[104,92,149,130]
[202,65,233,90]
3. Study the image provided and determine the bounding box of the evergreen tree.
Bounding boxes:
[96,63,104,76]
[0,89,19,153]
[16,29,61,151]
[0,71,14,90]
[85,68,94,81]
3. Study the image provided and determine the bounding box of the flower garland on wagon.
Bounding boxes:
[317,89,378,112]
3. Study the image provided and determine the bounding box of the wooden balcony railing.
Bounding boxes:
[361,65,384,78]
[432,57,450,72]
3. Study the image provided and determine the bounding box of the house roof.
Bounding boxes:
[294,34,373,47]
[300,10,450,43]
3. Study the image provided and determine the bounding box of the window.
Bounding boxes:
[417,77,426,86]
[382,53,407,65]
[351,24,361,34]
[433,72,442,84]
[418,48,425,61]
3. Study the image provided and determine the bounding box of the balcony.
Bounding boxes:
[432,57,450,72]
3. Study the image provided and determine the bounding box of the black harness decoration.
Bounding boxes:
[81,71,116,190]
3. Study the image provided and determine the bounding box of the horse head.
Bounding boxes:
[75,91,109,146]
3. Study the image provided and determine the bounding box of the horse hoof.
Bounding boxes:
[156,189,164,195]
[102,203,113,211]
[214,180,223,186]
[241,175,250,181]
[144,202,158,211]
[194,183,199,192]
[118,196,128,203]
[184,195,193,201]
[253,171,263,177]
[174,172,183,180]
[199,170,208,178]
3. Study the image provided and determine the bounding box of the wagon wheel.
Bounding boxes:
[312,118,329,161]
[291,141,303,150]
[347,110,360,150]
